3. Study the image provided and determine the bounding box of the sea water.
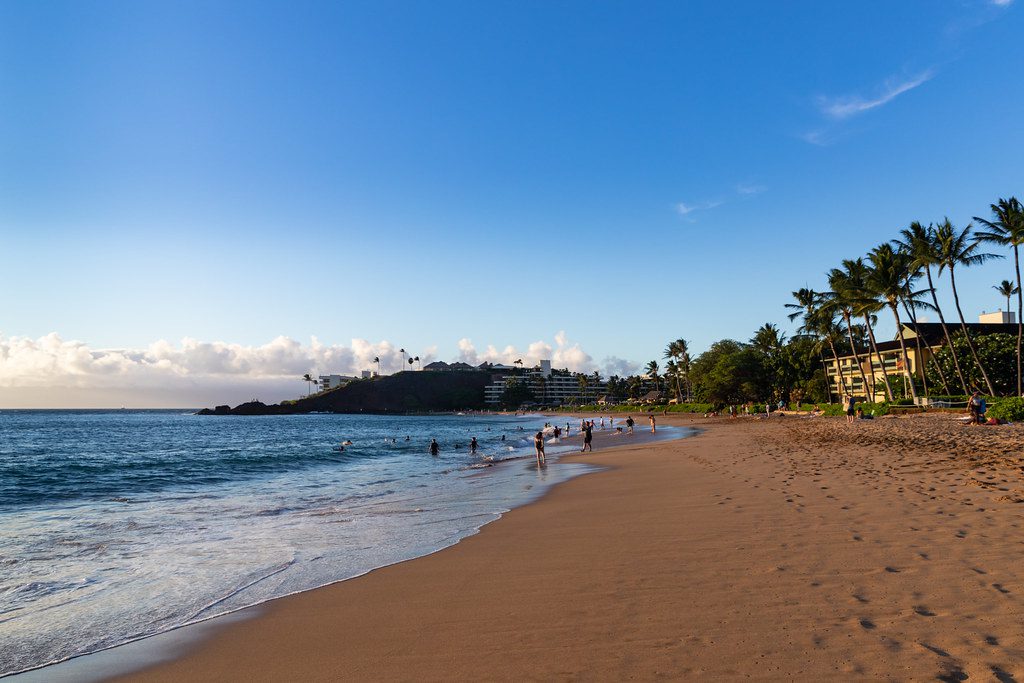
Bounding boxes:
[0,411,677,676]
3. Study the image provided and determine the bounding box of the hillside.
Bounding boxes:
[197,371,492,415]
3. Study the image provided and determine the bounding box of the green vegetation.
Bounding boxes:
[988,397,1024,422]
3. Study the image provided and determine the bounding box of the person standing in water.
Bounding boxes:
[534,431,546,465]
[626,416,634,434]
[649,415,656,433]
[470,437,478,454]
[581,421,593,452]
[429,439,440,456]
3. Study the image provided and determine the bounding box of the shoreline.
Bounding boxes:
[9,418,688,682]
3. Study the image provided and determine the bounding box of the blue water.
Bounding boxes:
[0,411,680,676]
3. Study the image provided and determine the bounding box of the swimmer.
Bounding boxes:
[470,437,478,454]
[429,439,439,456]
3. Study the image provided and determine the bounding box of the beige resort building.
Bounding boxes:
[826,312,1017,399]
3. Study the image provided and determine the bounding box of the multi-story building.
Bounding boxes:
[824,316,1017,399]
[319,374,358,390]
[482,359,606,406]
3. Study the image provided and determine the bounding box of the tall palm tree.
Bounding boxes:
[976,198,1024,396]
[895,222,968,395]
[414,355,421,370]
[577,373,589,401]
[302,373,314,396]
[664,339,690,401]
[866,244,918,402]
[894,259,947,396]
[826,269,874,402]
[842,258,895,402]
[665,359,681,401]
[399,348,406,370]
[994,279,1019,312]
[751,322,785,353]
[806,299,850,399]
[645,360,660,393]
[408,357,415,369]
[897,223,966,395]
[935,218,1001,396]
[373,356,380,376]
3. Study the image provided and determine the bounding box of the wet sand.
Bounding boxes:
[115,413,1024,681]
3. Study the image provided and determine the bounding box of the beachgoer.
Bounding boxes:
[501,434,506,441]
[626,416,634,434]
[969,391,987,425]
[470,437,478,454]
[845,395,856,425]
[581,422,593,452]
[649,415,656,433]
[429,439,439,456]
[600,417,605,429]
[534,431,546,464]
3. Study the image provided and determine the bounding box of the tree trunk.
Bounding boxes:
[902,298,946,396]
[949,266,997,396]
[1015,245,1022,397]
[843,311,873,401]
[818,346,834,403]
[890,302,918,402]
[863,314,895,401]
[926,265,969,395]
[826,335,849,399]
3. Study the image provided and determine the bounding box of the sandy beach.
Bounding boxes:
[112,413,1024,681]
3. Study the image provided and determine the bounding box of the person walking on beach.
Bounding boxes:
[649,415,656,433]
[581,421,593,452]
[968,391,987,425]
[429,439,440,456]
[626,416,634,434]
[845,395,856,425]
[470,437,478,454]
[534,431,546,464]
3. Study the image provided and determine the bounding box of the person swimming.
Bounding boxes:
[429,439,439,456]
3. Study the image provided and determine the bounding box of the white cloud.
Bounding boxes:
[601,356,639,378]
[991,0,1012,6]
[817,70,934,120]
[453,332,595,374]
[736,183,767,196]
[0,332,611,407]
[675,199,724,217]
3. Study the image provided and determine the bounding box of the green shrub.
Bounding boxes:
[988,397,1024,422]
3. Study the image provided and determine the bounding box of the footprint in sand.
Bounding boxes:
[992,583,1011,594]
[884,566,901,573]
[859,619,876,630]
[913,606,936,617]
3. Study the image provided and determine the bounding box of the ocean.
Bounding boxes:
[0,410,683,676]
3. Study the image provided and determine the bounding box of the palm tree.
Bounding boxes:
[577,373,589,401]
[514,358,523,374]
[373,356,380,376]
[976,198,1024,396]
[399,348,406,371]
[664,359,681,402]
[935,218,1001,396]
[825,271,874,402]
[302,373,314,396]
[664,338,692,400]
[866,243,918,402]
[841,258,895,402]
[894,261,946,397]
[408,357,415,369]
[895,221,968,395]
[645,360,660,393]
[414,355,421,370]
[537,375,547,404]
[805,299,850,399]
[751,322,785,353]
[994,279,1019,312]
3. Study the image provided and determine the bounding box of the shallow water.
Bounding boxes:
[0,411,684,675]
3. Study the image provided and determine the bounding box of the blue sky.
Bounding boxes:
[1,1,1023,405]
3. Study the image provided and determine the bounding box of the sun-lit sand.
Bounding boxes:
[113,413,1024,681]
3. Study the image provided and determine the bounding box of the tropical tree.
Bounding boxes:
[665,359,681,401]
[664,339,691,400]
[994,279,1020,312]
[804,297,850,399]
[827,263,878,401]
[645,360,660,393]
[399,348,407,370]
[895,221,968,395]
[373,356,380,375]
[414,356,421,370]
[408,357,415,369]
[577,373,589,401]
[935,218,1001,395]
[976,197,1024,396]
[865,243,918,402]
[302,373,314,395]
